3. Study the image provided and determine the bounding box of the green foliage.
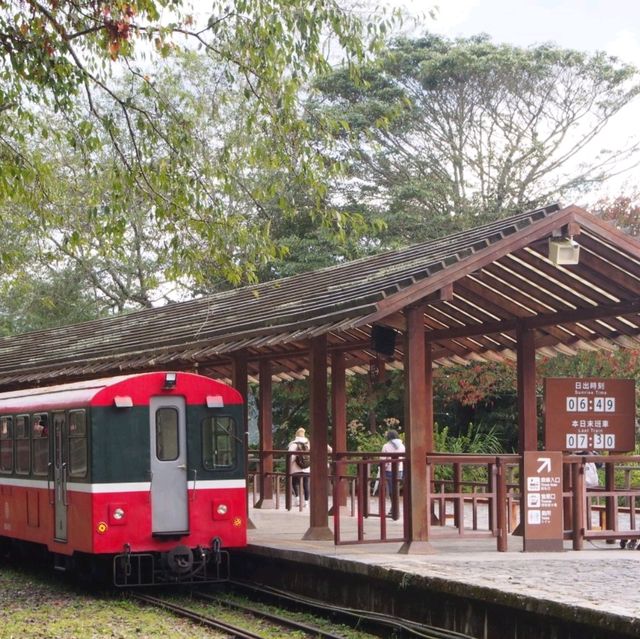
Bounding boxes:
[616,441,640,489]
[347,417,401,452]
[271,379,312,449]
[434,422,503,455]
[311,33,640,244]
[435,362,517,407]
[0,1,398,295]
[0,266,108,336]
[433,422,504,485]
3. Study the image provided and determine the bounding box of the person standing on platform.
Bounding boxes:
[288,427,310,507]
[381,429,405,514]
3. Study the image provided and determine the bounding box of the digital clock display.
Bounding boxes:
[565,433,616,450]
[544,378,636,453]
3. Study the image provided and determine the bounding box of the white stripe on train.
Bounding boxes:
[0,478,246,492]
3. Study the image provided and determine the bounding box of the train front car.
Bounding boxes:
[0,371,247,587]
[92,372,246,586]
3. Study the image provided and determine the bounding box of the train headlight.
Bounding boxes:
[109,504,127,525]
[213,501,230,520]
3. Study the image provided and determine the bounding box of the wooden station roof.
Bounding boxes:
[0,202,639,389]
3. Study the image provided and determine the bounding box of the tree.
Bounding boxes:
[0,45,386,311]
[596,192,640,237]
[0,266,107,336]
[0,1,396,288]
[311,34,640,245]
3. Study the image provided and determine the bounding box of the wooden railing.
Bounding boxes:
[426,453,521,551]
[564,453,640,549]
[247,450,640,550]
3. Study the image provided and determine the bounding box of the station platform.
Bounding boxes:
[242,504,640,638]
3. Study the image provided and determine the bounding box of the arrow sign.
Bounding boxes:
[537,457,552,473]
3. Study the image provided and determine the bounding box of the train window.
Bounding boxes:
[52,412,65,468]
[15,415,30,475]
[202,416,237,470]
[32,413,49,476]
[68,410,87,478]
[156,408,179,461]
[0,416,13,473]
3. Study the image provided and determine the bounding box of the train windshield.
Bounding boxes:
[202,416,237,470]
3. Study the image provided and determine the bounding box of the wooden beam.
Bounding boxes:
[428,298,640,342]
[576,249,640,297]
[573,209,640,257]
[375,312,405,331]
[579,232,640,275]
[439,283,454,301]
[359,205,584,325]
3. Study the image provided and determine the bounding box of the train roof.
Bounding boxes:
[0,371,242,413]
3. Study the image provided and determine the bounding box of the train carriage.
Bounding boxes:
[0,371,246,586]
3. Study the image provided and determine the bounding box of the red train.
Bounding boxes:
[0,371,247,586]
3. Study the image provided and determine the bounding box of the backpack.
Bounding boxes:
[294,441,310,469]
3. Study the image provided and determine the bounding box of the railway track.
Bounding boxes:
[131,591,347,638]
[132,582,476,639]
[226,579,476,639]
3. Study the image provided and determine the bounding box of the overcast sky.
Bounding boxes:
[185,1,640,200]
[395,1,640,199]
[394,1,640,65]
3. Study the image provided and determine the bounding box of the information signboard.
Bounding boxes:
[544,378,636,453]
[523,451,564,552]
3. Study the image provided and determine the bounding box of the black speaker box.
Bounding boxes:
[371,325,397,357]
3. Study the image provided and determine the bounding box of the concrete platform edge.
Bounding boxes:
[239,543,640,638]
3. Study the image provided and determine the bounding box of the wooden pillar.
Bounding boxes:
[516,324,537,453]
[303,335,332,540]
[516,324,537,544]
[424,334,434,454]
[331,351,347,509]
[254,359,274,508]
[399,304,434,553]
[232,351,255,529]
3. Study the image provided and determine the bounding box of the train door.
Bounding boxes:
[149,397,189,534]
[51,412,68,542]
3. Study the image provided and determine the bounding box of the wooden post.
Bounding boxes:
[515,324,537,543]
[605,461,617,543]
[399,304,434,553]
[517,324,537,453]
[331,351,347,510]
[572,461,585,550]
[496,457,508,552]
[303,335,332,540]
[255,359,274,508]
[232,350,255,529]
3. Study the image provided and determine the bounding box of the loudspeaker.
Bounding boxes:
[371,325,397,357]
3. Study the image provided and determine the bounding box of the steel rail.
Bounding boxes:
[130,592,264,639]
[194,591,346,639]
[228,579,475,639]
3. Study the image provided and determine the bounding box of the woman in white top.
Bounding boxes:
[381,429,405,498]
[288,427,310,505]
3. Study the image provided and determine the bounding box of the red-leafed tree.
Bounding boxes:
[597,193,640,237]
